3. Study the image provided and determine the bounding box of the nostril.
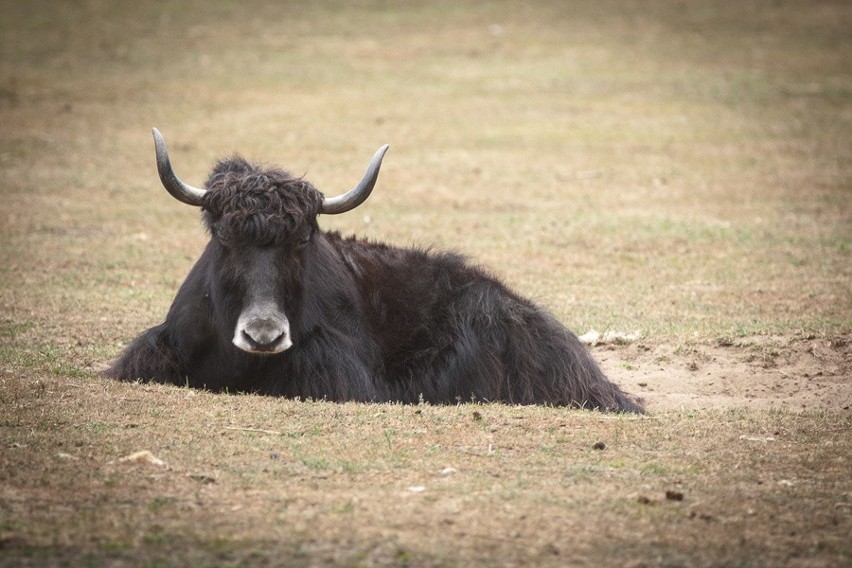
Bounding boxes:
[241,330,260,348]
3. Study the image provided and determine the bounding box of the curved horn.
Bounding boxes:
[152,128,207,207]
[321,145,389,215]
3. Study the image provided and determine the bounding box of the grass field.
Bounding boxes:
[1,1,850,566]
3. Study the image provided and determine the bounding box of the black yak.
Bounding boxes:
[105,129,643,413]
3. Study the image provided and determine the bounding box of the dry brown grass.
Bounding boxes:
[4,376,850,567]
[1,1,850,566]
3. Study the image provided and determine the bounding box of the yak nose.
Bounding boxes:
[243,319,286,347]
[233,312,292,354]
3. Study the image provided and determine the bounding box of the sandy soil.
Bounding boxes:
[595,335,852,413]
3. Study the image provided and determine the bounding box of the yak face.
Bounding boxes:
[210,242,297,355]
[149,129,387,354]
[201,158,323,355]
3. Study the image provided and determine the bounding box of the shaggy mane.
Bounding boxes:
[201,157,323,246]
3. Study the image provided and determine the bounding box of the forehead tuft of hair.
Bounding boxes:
[201,157,323,246]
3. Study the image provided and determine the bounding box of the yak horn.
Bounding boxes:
[152,128,207,207]
[321,144,389,215]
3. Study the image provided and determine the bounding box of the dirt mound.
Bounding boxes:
[597,335,852,413]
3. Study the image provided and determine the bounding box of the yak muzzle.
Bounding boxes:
[232,306,292,355]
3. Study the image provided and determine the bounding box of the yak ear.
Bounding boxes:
[321,145,389,215]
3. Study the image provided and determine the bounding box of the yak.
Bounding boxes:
[105,129,643,413]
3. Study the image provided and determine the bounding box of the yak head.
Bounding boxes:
[151,128,388,355]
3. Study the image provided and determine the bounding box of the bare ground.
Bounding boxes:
[599,334,852,413]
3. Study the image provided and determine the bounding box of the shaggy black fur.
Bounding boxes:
[105,157,643,413]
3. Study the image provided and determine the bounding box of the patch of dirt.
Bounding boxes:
[597,335,852,413]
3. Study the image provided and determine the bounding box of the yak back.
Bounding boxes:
[323,232,513,391]
[320,231,643,411]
